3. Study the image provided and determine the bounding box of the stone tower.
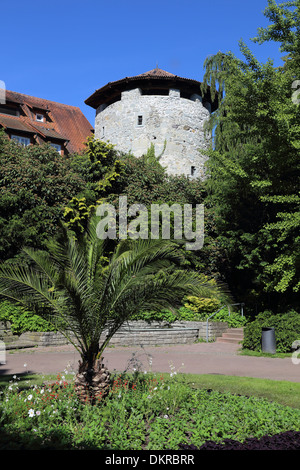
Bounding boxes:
[85,67,217,178]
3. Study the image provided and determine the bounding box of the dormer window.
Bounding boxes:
[0,106,19,116]
[50,143,62,154]
[11,135,30,146]
[36,113,44,122]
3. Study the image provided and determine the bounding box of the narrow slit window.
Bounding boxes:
[191,166,196,176]
[137,115,143,126]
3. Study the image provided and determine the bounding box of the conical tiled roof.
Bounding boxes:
[85,67,217,111]
[137,67,176,78]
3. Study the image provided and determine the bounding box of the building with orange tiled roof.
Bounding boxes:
[85,67,217,178]
[0,90,93,155]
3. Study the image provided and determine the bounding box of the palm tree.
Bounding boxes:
[0,217,219,404]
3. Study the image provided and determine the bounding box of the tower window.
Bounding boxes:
[137,115,143,126]
[191,166,196,177]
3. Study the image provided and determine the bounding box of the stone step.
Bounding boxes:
[221,332,244,339]
[216,328,244,344]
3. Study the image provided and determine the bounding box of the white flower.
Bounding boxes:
[13,375,17,379]
[27,394,33,401]
[28,409,35,417]
[164,415,169,419]
[36,411,41,416]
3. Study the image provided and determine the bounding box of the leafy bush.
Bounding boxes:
[132,305,247,328]
[0,300,56,334]
[131,309,177,323]
[243,310,300,353]
[0,132,86,260]
[177,305,247,327]
[184,296,221,315]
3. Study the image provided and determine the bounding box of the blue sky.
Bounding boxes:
[1,0,283,125]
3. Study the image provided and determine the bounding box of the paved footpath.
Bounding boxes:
[1,341,300,383]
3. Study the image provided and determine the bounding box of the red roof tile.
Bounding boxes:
[4,91,93,153]
[0,114,37,134]
[137,67,176,77]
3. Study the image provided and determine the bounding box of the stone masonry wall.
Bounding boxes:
[95,88,211,178]
[0,320,228,349]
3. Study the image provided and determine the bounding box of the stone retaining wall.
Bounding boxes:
[0,320,229,349]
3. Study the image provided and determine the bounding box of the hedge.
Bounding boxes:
[242,310,300,353]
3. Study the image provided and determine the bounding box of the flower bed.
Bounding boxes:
[1,368,300,450]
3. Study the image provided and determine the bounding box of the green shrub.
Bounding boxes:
[177,305,247,327]
[184,296,221,315]
[243,310,300,353]
[131,309,177,323]
[132,305,247,328]
[0,300,56,335]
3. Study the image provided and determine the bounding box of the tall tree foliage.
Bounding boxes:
[65,137,224,281]
[201,0,300,312]
[0,132,85,261]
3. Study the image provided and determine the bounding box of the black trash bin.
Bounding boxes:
[261,327,276,354]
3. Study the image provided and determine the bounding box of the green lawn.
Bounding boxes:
[183,373,300,409]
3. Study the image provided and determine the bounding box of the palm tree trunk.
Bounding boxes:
[74,346,110,405]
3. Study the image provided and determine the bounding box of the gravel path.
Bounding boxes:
[1,341,300,382]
